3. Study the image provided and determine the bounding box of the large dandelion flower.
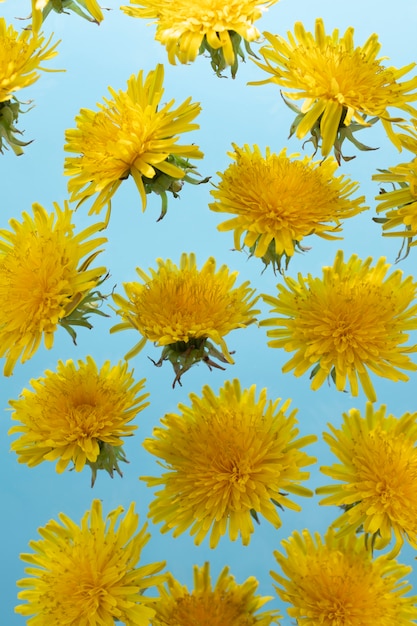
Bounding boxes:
[261,250,417,402]
[111,253,259,386]
[15,499,167,625]
[0,201,107,376]
[9,357,149,486]
[317,403,417,556]
[210,144,367,272]
[151,562,281,626]
[271,529,417,625]
[64,64,205,223]
[121,0,280,78]
[250,19,417,161]
[31,0,103,34]
[142,379,316,547]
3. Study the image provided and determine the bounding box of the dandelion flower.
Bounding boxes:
[261,249,417,402]
[151,562,281,626]
[0,201,107,376]
[121,0,280,78]
[15,499,167,625]
[142,379,316,547]
[64,64,205,223]
[250,19,417,161]
[9,357,149,485]
[210,144,367,272]
[317,402,417,556]
[271,529,417,625]
[31,0,103,34]
[111,253,259,386]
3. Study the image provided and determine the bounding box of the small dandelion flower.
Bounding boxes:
[151,562,281,626]
[271,529,417,626]
[15,499,167,625]
[210,143,367,272]
[121,0,280,78]
[64,64,205,223]
[31,0,104,33]
[111,253,259,387]
[0,201,107,376]
[250,19,417,162]
[394,117,417,154]
[261,250,417,402]
[142,379,316,548]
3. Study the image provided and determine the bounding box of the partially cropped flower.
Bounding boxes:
[250,19,417,162]
[0,202,107,376]
[31,0,103,33]
[394,117,417,153]
[317,403,417,556]
[121,0,280,78]
[271,529,417,625]
[64,64,205,223]
[9,357,149,486]
[15,499,167,625]
[151,562,281,626]
[142,379,316,547]
[210,144,367,272]
[261,250,417,402]
[111,254,259,386]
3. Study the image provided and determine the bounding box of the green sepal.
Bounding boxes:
[0,98,33,156]
[86,442,129,487]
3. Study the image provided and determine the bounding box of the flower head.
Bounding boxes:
[250,19,417,161]
[317,403,417,556]
[9,357,149,485]
[111,253,259,386]
[261,250,417,402]
[121,0,280,78]
[142,379,316,547]
[64,64,204,223]
[210,144,367,272]
[151,562,281,626]
[271,529,417,625]
[0,201,107,376]
[15,499,167,625]
[31,0,103,33]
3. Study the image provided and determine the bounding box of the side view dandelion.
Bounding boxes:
[142,379,316,547]
[31,0,104,34]
[111,253,259,386]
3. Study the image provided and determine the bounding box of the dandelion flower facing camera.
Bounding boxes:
[142,380,316,548]
[9,357,149,486]
[31,0,103,34]
[15,499,167,625]
[64,64,206,224]
[250,19,417,162]
[210,144,367,272]
[261,250,417,402]
[121,0,280,78]
[111,253,259,387]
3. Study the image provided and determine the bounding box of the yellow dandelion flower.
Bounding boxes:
[250,19,417,161]
[210,143,367,272]
[151,562,281,626]
[111,253,259,386]
[15,499,167,625]
[9,356,149,485]
[317,402,417,556]
[0,201,107,377]
[31,0,103,34]
[64,64,205,223]
[271,529,417,625]
[261,250,417,402]
[142,379,317,548]
[121,0,280,78]
[394,117,417,153]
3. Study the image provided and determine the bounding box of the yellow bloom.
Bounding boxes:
[394,117,417,153]
[142,379,316,548]
[121,0,280,78]
[151,562,281,626]
[317,403,417,556]
[210,144,367,272]
[15,499,167,625]
[272,529,417,625]
[250,19,417,161]
[0,201,107,376]
[9,357,149,485]
[111,253,259,386]
[31,0,103,33]
[261,250,417,402]
[64,64,204,223]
